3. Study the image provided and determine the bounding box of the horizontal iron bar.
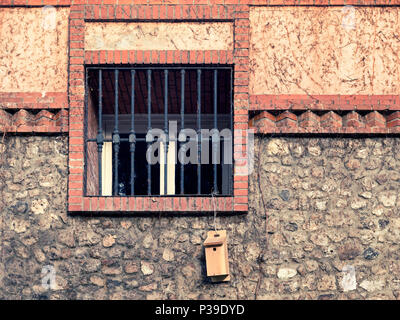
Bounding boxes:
[87,137,233,142]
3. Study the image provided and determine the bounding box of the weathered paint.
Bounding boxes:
[0,7,69,93]
[249,7,400,95]
[85,22,233,51]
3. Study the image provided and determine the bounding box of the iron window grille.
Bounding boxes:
[84,66,233,197]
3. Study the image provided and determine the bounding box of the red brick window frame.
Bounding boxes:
[67,3,250,213]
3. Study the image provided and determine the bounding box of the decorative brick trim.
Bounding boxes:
[250,94,400,111]
[85,50,234,65]
[249,110,400,134]
[0,92,68,133]
[0,108,68,133]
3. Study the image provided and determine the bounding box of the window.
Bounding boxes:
[85,66,233,197]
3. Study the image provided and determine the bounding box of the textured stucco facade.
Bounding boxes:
[85,22,234,51]
[1,136,400,299]
[249,7,400,95]
[0,7,69,93]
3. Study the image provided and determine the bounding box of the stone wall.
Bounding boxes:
[1,135,400,299]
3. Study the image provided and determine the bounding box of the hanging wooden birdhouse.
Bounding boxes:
[203,230,230,282]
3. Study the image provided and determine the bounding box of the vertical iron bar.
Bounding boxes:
[121,71,131,114]
[113,69,120,196]
[129,70,136,196]
[180,69,185,195]
[164,70,169,195]
[97,69,103,196]
[213,69,218,194]
[147,69,152,195]
[136,71,146,114]
[197,69,201,195]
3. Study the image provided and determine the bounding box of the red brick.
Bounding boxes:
[181,51,189,64]
[386,111,400,122]
[122,50,129,64]
[180,198,188,211]
[68,204,83,211]
[152,5,159,19]
[298,111,320,128]
[136,51,143,64]
[174,50,181,64]
[276,111,297,122]
[129,197,136,211]
[188,51,196,64]
[104,197,112,211]
[204,51,212,64]
[165,198,173,211]
[196,51,204,64]
[91,197,98,211]
[320,111,342,128]
[115,51,122,64]
[129,51,136,63]
[138,6,146,19]
[144,51,151,63]
[234,204,248,212]
[195,198,202,210]
[159,51,167,64]
[365,111,386,128]
[167,50,174,63]
[211,51,219,64]
[387,119,400,128]
[160,5,167,19]
[343,111,365,128]
[84,198,91,211]
[135,198,143,211]
[234,189,248,196]
[173,197,180,210]
[181,5,190,19]
[151,50,159,63]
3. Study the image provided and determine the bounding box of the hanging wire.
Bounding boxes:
[211,189,218,232]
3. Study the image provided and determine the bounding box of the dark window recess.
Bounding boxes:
[85,66,233,197]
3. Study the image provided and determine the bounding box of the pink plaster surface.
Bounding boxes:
[0,7,69,93]
[85,22,233,51]
[249,7,400,95]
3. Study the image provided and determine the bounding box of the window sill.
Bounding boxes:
[68,196,248,213]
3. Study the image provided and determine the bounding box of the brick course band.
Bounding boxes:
[84,4,236,20]
[250,95,400,111]
[85,50,234,65]
[68,196,238,213]
[1,1,400,7]
[0,92,68,110]
[0,109,68,133]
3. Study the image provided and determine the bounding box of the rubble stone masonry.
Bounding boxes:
[1,0,400,300]
[1,135,400,299]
